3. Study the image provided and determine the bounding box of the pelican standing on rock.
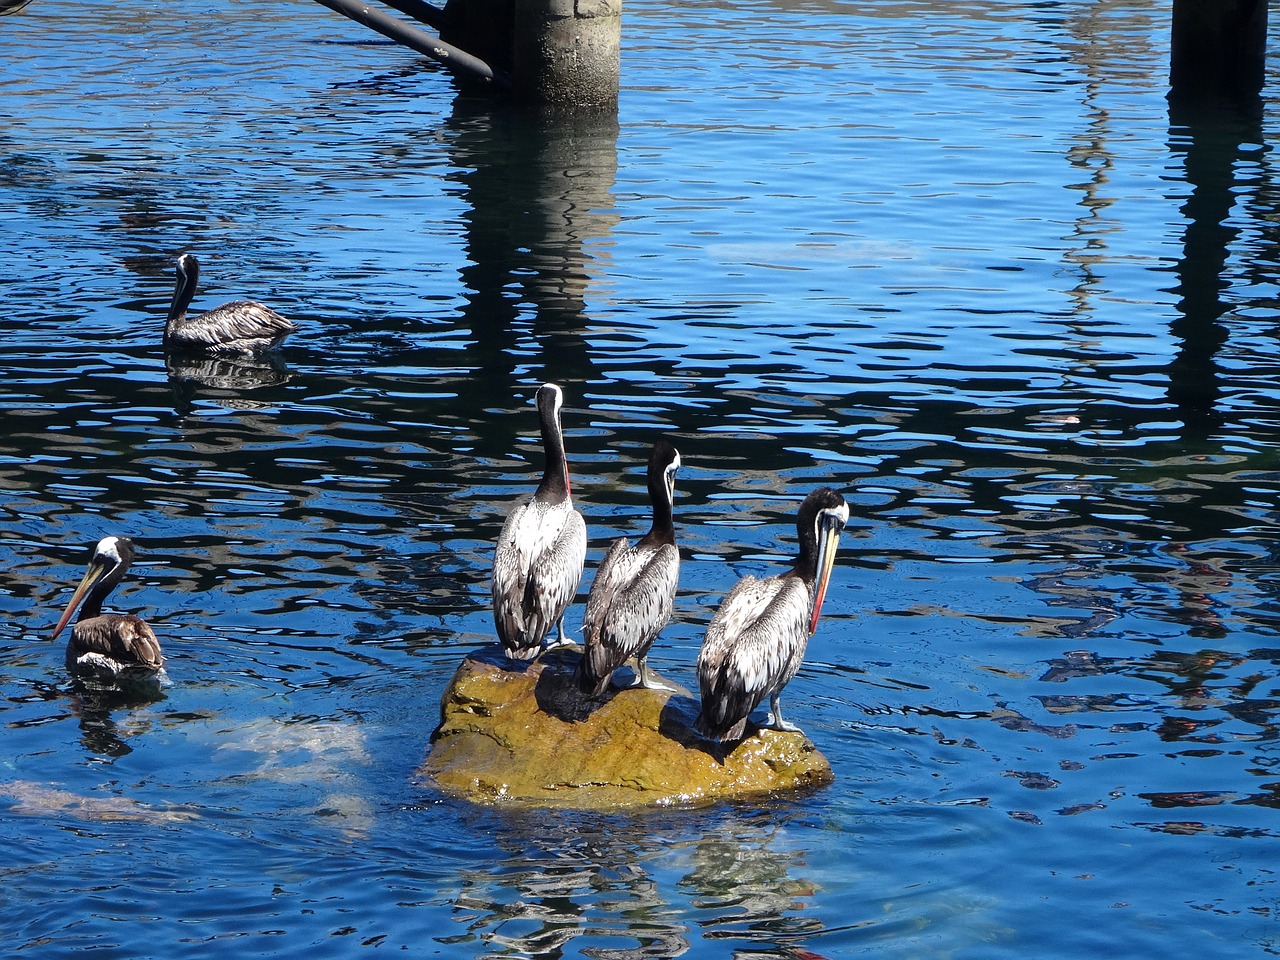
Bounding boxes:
[51,536,164,683]
[696,487,849,743]
[164,253,297,356]
[491,383,587,660]
[577,439,682,696]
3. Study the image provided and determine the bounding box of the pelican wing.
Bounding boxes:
[525,502,586,628]
[492,498,585,656]
[68,614,163,675]
[492,499,538,649]
[697,573,810,740]
[171,300,296,355]
[580,539,678,691]
[582,536,633,644]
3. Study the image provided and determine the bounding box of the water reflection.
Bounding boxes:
[447,815,692,958]
[63,680,165,756]
[1166,98,1266,438]
[444,808,828,958]
[446,102,619,392]
[679,827,823,945]
[166,352,292,395]
[4,675,164,758]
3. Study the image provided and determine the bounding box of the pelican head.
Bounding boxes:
[167,253,201,326]
[798,488,849,635]
[535,382,563,421]
[52,536,134,640]
[649,439,681,509]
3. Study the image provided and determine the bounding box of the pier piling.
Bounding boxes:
[1170,0,1267,102]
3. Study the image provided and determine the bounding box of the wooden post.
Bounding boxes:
[1170,0,1267,101]
[512,0,621,111]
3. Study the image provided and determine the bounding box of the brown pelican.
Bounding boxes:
[696,487,849,743]
[577,439,681,696]
[51,536,164,683]
[491,383,587,660]
[165,253,297,356]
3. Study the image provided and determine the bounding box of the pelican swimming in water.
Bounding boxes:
[696,487,849,743]
[51,536,164,684]
[577,439,682,696]
[164,253,297,356]
[491,383,587,660]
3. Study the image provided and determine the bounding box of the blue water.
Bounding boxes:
[2,0,1280,956]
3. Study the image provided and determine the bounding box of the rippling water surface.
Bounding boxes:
[2,1,1280,957]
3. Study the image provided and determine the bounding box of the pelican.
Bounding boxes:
[164,253,297,356]
[491,383,587,660]
[696,487,849,743]
[51,536,164,683]
[577,439,682,696]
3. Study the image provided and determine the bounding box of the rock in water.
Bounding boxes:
[420,645,833,809]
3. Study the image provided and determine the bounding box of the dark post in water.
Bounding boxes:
[1169,0,1267,101]
[318,0,621,112]
[511,0,620,111]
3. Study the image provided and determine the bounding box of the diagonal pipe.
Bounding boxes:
[312,0,510,91]
[376,0,449,32]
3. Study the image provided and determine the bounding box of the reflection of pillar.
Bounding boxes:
[444,102,619,449]
[1165,103,1261,438]
[1169,0,1267,102]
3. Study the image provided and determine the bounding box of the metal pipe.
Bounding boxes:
[311,0,509,91]
[376,0,448,34]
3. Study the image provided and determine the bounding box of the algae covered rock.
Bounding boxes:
[420,645,833,809]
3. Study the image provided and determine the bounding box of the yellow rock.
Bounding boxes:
[420,645,833,809]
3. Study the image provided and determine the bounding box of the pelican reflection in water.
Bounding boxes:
[577,439,681,696]
[696,488,848,743]
[491,383,587,660]
[51,536,164,685]
[164,253,297,356]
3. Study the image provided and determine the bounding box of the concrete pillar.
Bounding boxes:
[1170,0,1267,101]
[512,0,620,111]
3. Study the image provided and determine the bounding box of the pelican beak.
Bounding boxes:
[51,559,107,640]
[807,505,848,635]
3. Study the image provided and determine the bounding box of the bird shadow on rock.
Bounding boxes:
[469,641,536,672]
[659,693,731,763]
[532,645,602,723]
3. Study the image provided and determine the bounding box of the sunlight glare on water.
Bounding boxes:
[1,0,1280,957]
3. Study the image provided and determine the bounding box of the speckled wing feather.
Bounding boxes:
[580,538,679,693]
[68,613,163,679]
[492,497,541,653]
[527,502,586,632]
[581,537,632,646]
[492,497,586,658]
[696,573,810,741]
[170,301,297,356]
